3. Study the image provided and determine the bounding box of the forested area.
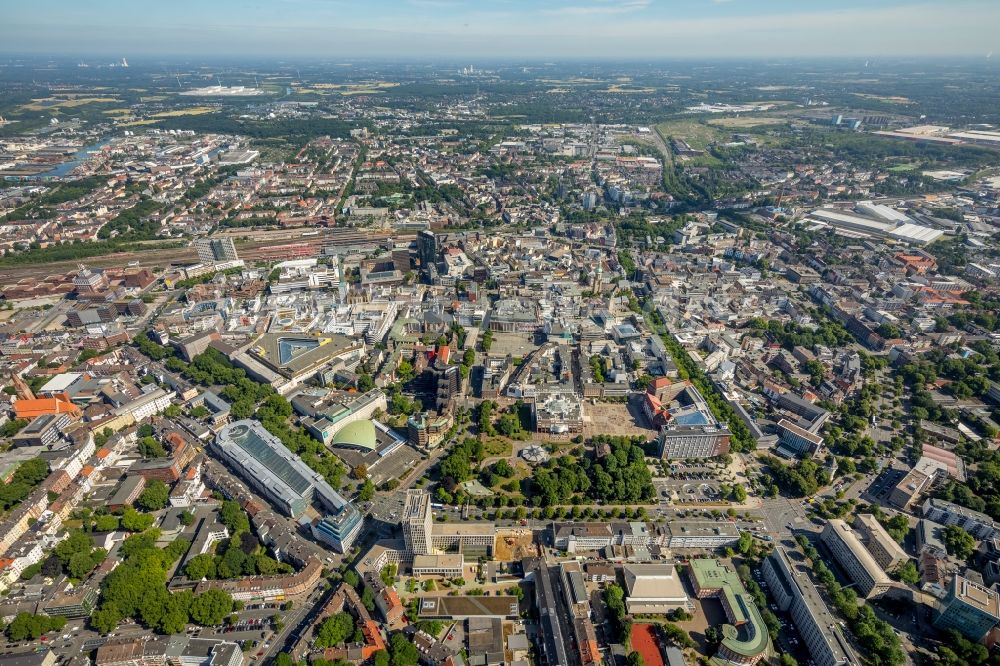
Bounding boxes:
[152,114,362,142]
[762,456,830,498]
[184,501,293,580]
[97,198,163,240]
[19,529,107,582]
[90,528,236,634]
[0,458,49,511]
[36,175,109,205]
[745,316,854,351]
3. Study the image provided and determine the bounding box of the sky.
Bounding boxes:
[2,0,998,60]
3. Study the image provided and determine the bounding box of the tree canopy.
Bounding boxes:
[89,527,234,636]
[6,613,66,642]
[0,458,49,512]
[137,480,170,511]
[942,525,976,560]
[314,613,356,648]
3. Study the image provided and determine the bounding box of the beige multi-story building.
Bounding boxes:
[412,554,464,578]
[821,520,892,598]
[0,489,49,557]
[430,523,495,555]
[853,514,909,572]
[403,490,495,557]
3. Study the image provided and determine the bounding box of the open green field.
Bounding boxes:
[654,119,727,150]
[293,82,399,96]
[707,116,788,129]
[150,106,217,118]
[20,96,120,112]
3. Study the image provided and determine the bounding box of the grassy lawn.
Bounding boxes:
[21,96,119,111]
[483,438,513,457]
[679,154,725,168]
[706,116,787,128]
[655,119,727,150]
[151,106,217,118]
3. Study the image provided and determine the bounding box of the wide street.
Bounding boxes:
[760,496,816,537]
[253,585,329,664]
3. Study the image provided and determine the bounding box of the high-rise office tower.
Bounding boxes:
[402,489,433,556]
[417,230,437,273]
[196,236,240,264]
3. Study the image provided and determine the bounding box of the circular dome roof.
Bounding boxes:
[331,420,378,450]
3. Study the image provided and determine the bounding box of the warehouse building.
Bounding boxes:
[622,563,691,614]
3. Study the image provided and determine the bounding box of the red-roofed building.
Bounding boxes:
[437,345,451,366]
[894,251,936,275]
[644,393,671,428]
[649,377,672,393]
[13,393,81,420]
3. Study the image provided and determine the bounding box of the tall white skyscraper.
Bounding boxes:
[402,489,433,556]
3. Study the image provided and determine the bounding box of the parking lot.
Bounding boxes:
[216,617,272,635]
[649,460,745,504]
[653,476,724,502]
[748,565,811,664]
[864,467,906,503]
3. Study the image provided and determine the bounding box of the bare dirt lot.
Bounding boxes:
[494,529,538,561]
[582,398,657,439]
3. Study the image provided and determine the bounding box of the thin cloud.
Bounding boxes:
[406,0,467,8]
[543,0,652,16]
[3,0,997,58]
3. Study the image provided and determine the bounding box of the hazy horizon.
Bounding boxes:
[3,0,998,60]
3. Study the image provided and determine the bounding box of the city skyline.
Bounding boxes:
[0,12,999,661]
[3,0,999,59]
